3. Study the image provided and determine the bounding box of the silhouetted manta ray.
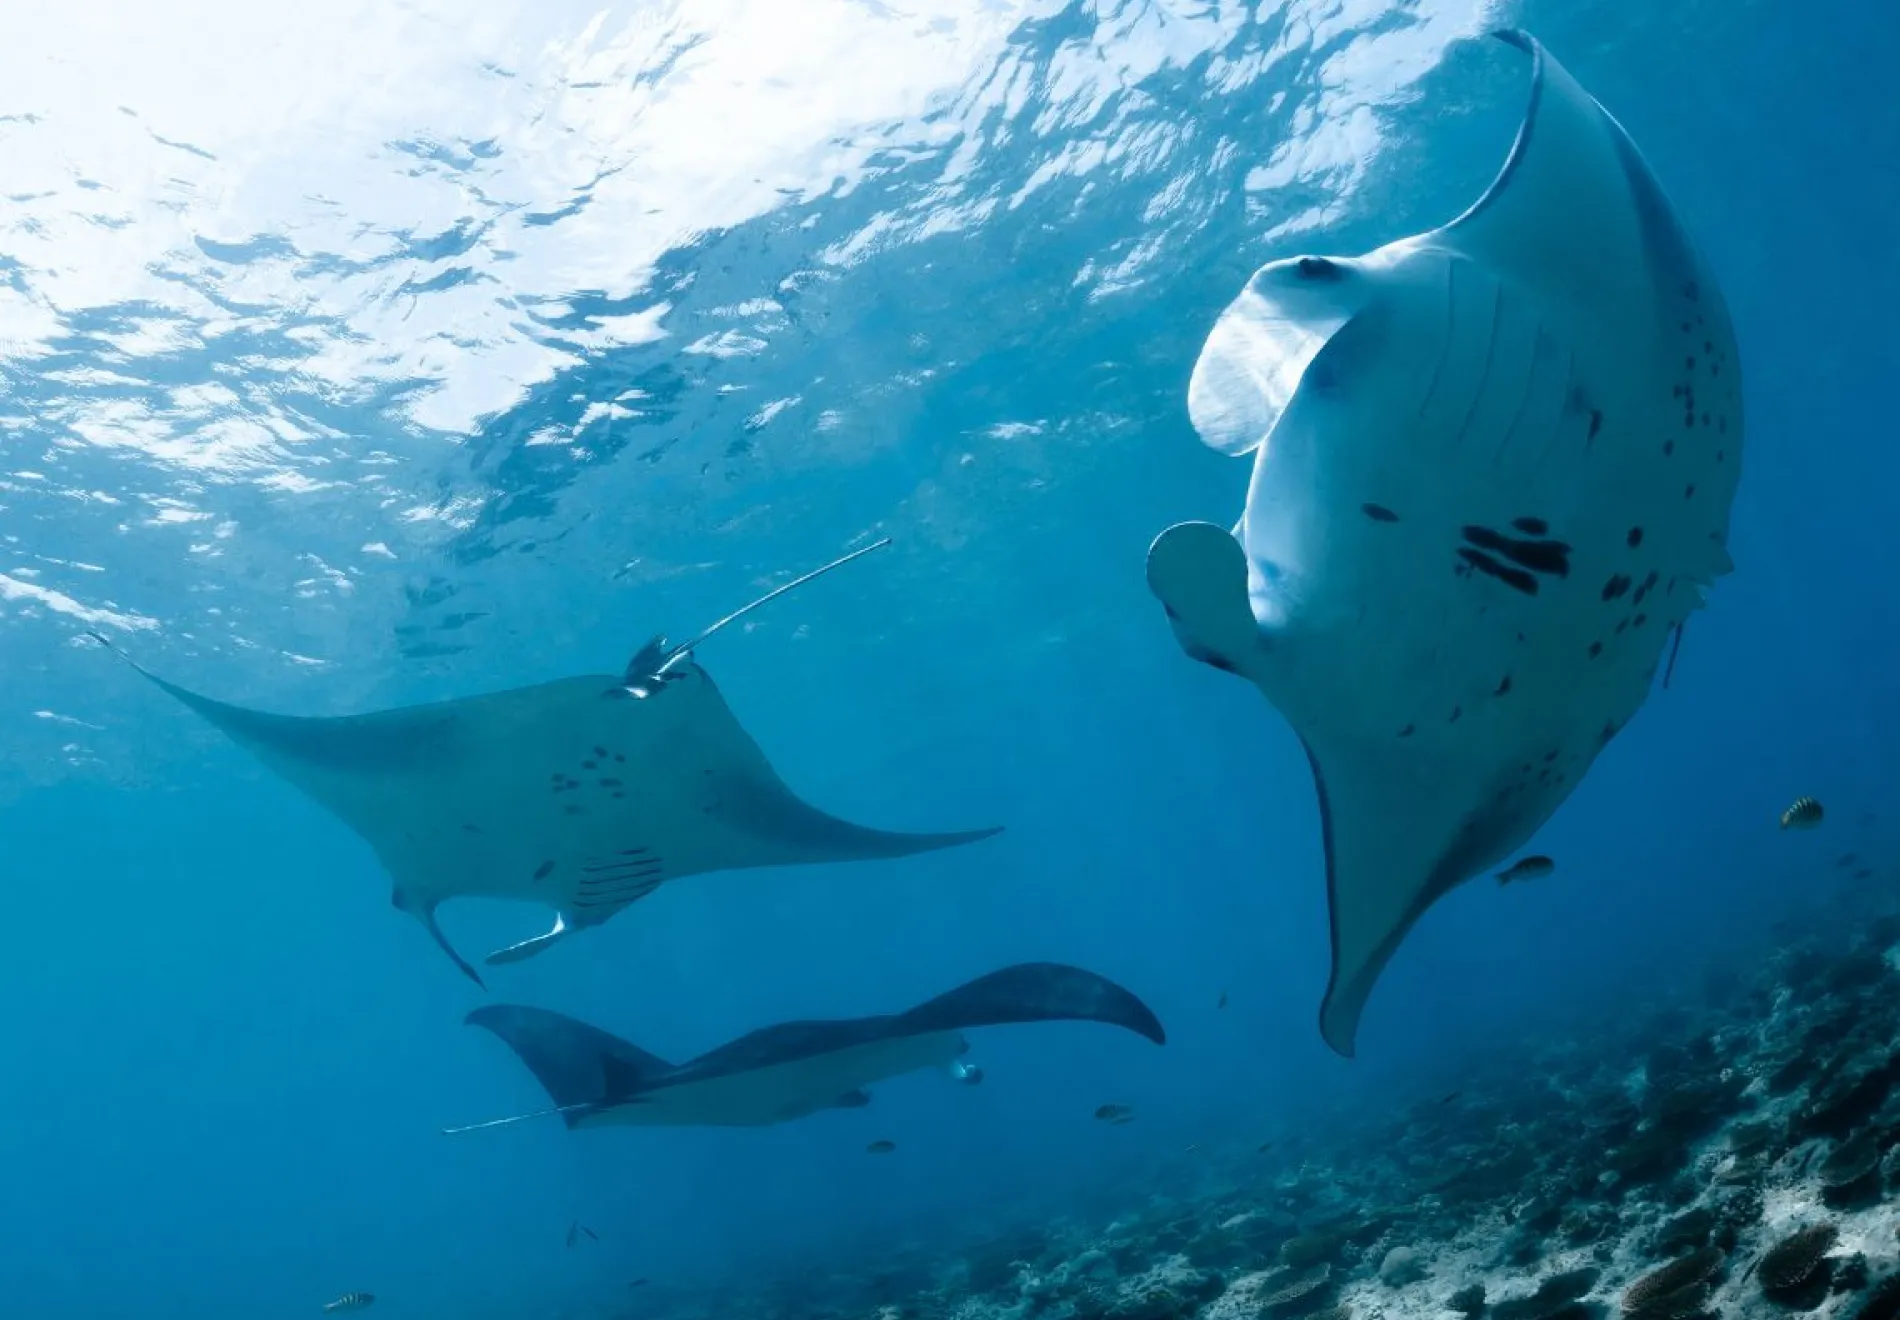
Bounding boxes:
[92,540,1000,986]
[446,962,1166,1132]
[1145,31,1742,1056]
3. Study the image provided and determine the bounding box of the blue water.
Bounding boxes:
[2,1,1897,1316]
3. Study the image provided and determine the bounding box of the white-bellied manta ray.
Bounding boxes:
[90,540,1001,987]
[444,961,1166,1132]
[1144,30,1742,1056]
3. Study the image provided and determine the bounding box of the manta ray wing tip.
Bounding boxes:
[1488,26,1535,53]
[1316,988,1360,1060]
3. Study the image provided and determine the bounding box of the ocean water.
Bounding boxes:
[2,1,1897,1317]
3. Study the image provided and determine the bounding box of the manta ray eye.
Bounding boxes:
[1296,256,1343,280]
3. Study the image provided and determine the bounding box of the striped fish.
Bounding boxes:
[1780,796,1824,830]
[323,1294,374,1313]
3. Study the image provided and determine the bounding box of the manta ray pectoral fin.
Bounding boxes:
[725,773,1004,865]
[1304,739,1535,1058]
[484,913,571,967]
[1439,30,1687,327]
[1145,522,1263,679]
[464,1004,673,1128]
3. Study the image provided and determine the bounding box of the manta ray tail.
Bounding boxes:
[461,1004,674,1130]
[893,962,1167,1045]
[644,538,894,678]
[90,631,495,987]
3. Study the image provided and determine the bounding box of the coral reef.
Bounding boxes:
[584,888,1900,1320]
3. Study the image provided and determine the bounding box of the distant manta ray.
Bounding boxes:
[445,962,1167,1133]
[1145,30,1742,1055]
[91,540,1001,986]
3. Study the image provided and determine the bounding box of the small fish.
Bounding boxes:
[323,1294,375,1314]
[1780,796,1824,830]
[1837,853,1860,869]
[1257,1141,1273,1153]
[1496,855,1555,885]
[1855,868,1874,881]
[565,1219,598,1247]
[1094,1103,1136,1124]
[1438,1091,1461,1106]
[865,1139,897,1155]
[629,1278,650,1288]
[1184,1142,1201,1154]
[1217,990,1228,1009]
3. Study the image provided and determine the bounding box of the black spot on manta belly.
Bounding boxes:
[1457,548,1538,596]
[1362,503,1400,522]
[1462,525,1571,577]
[1296,256,1344,281]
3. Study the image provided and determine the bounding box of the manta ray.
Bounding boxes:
[93,541,1000,986]
[1145,30,1742,1056]
[445,961,1166,1132]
